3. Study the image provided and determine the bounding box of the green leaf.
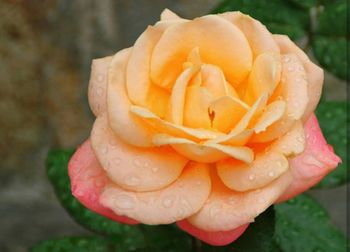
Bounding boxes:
[46,150,145,249]
[211,0,309,40]
[312,0,348,79]
[275,194,348,252]
[30,236,118,252]
[288,0,317,9]
[315,101,348,188]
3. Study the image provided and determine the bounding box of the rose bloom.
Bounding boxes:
[68,9,340,246]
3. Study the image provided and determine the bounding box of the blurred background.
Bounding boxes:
[0,1,347,251]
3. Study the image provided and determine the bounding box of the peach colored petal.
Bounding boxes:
[88,56,112,116]
[212,94,267,144]
[145,84,170,118]
[126,20,185,106]
[177,219,249,246]
[270,120,305,157]
[274,35,324,121]
[253,100,286,133]
[90,115,188,192]
[160,9,181,21]
[244,52,281,105]
[100,162,212,225]
[251,53,309,143]
[201,64,237,99]
[107,48,155,147]
[220,12,280,57]
[209,96,249,133]
[183,85,213,129]
[217,152,289,191]
[170,67,201,125]
[280,54,309,120]
[130,105,224,141]
[151,15,252,88]
[153,134,253,163]
[68,139,138,225]
[277,114,341,203]
[187,170,292,231]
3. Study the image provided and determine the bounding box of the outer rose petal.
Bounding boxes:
[91,114,188,192]
[177,219,249,246]
[68,139,138,225]
[100,162,212,224]
[220,12,280,57]
[108,48,155,147]
[273,35,324,121]
[277,114,341,203]
[88,56,112,116]
[187,170,292,232]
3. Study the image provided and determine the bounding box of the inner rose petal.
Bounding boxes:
[151,15,252,89]
[99,162,211,225]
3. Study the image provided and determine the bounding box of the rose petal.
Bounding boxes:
[160,9,181,21]
[151,15,252,88]
[68,139,138,225]
[244,52,282,105]
[209,96,249,133]
[126,21,184,106]
[153,134,253,163]
[177,219,249,246]
[252,53,309,143]
[212,94,268,144]
[130,105,224,141]
[277,114,341,202]
[187,170,292,231]
[220,12,280,57]
[88,56,112,116]
[217,151,289,191]
[253,100,286,133]
[91,114,188,192]
[100,162,212,224]
[108,48,155,147]
[270,120,305,157]
[274,35,324,121]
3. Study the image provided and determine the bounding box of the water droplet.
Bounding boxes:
[151,167,159,173]
[296,136,304,143]
[113,157,121,165]
[228,196,237,205]
[178,182,184,188]
[303,155,324,168]
[258,198,265,203]
[248,174,256,181]
[268,171,275,177]
[133,159,142,167]
[209,205,221,219]
[101,146,108,154]
[283,57,291,63]
[162,196,174,208]
[143,161,149,168]
[288,66,295,72]
[298,65,304,71]
[296,77,302,82]
[89,193,98,202]
[276,160,283,167]
[125,175,141,186]
[115,194,135,209]
[75,189,85,196]
[196,181,202,186]
[109,139,117,148]
[96,87,103,96]
[94,178,105,188]
[177,208,185,218]
[97,74,104,82]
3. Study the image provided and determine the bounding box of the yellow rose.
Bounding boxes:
[69,9,340,245]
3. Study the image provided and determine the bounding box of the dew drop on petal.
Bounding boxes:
[115,194,135,210]
[162,196,174,208]
[248,174,256,181]
[125,175,141,186]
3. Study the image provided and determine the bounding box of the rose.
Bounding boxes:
[68,9,340,246]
